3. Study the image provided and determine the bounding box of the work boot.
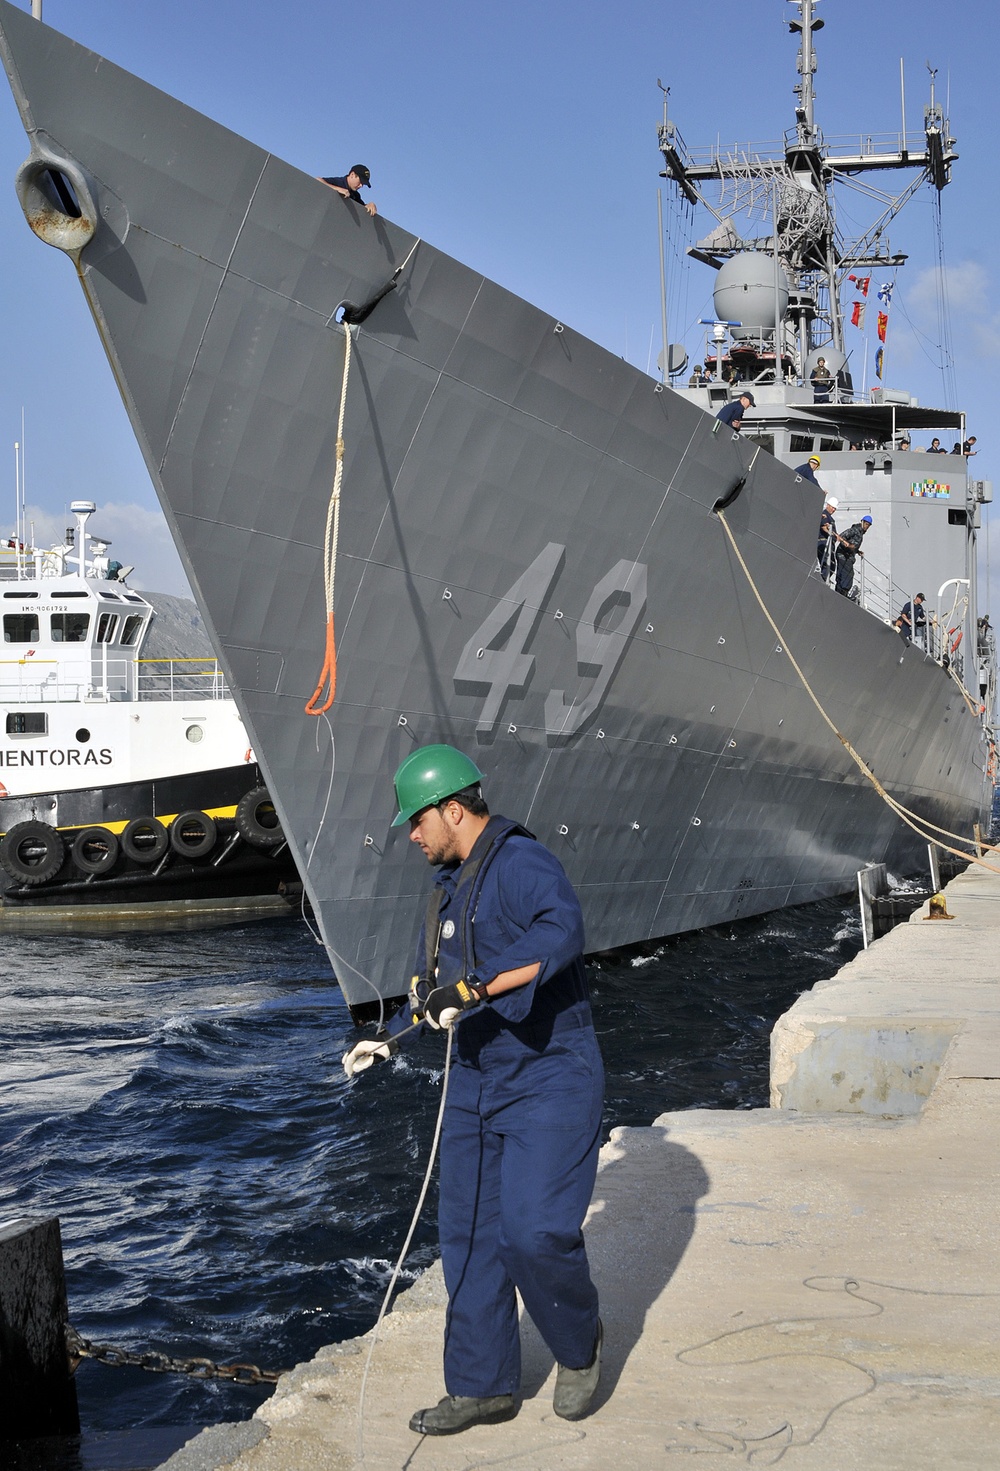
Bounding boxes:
[409,1393,517,1435]
[553,1318,603,1420]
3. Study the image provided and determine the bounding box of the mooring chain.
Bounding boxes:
[65,1323,282,1386]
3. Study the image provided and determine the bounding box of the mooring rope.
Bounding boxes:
[356,1031,453,1461]
[305,322,354,715]
[716,509,1000,875]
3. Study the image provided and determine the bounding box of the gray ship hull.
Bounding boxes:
[0,3,989,1010]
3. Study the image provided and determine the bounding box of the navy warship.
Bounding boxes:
[0,0,992,1014]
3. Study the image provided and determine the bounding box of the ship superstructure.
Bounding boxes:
[0,0,990,1008]
[661,0,992,707]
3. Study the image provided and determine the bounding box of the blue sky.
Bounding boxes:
[0,0,996,600]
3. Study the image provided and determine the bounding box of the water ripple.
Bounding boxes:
[0,895,872,1450]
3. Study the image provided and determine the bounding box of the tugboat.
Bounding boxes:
[0,498,299,918]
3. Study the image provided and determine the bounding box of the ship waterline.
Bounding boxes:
[0,0,989,1010]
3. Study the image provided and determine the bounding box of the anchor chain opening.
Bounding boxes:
[16,149,98,255]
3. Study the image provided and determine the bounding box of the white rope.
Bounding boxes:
[356,1031,453,1461]
[717,509,1000,874]
[324,323,353,618]
[306,323,354,715]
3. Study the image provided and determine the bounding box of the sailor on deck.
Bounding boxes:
[715,389,754,431]
[319,164,377,216]
[817,493,842,582]
[835,515,872,597]
[343,745,605,1436]
[895,593,927,645]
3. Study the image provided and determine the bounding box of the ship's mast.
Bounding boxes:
[792,0,818,143]
[657,0,957,360]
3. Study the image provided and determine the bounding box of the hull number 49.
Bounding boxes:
[453,543,648,740]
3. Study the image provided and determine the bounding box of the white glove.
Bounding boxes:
[342,1037,398,1079]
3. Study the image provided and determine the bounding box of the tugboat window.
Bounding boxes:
[7,712,47,735]
[51,612,91,643]
[3,613,39,643]
[96,613,119,642]
[789,434,815,454]
[121,615,144,646]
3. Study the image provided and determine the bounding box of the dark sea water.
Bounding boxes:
[0,893,879,1468]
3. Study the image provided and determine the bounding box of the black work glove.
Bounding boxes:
[424,978,488,1029]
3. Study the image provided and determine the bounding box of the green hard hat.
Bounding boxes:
[391,744,485,827]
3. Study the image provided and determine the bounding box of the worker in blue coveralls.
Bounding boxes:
[342,744,605,1436]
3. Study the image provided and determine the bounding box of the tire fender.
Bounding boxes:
[0,821,66,885]
[72,826,120,876]
[235,788,284,849]
[169,810,217,859]
[121,816,169,865]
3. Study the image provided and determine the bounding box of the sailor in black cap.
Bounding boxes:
[715,389,755,432]
[319,164,377,216]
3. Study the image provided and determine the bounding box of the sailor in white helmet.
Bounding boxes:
[817,493,841,582]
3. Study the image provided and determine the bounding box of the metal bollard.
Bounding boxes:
[0,1216,80,1440]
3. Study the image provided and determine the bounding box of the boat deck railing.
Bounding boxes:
[0,655,229,704]
[135,658,229,701]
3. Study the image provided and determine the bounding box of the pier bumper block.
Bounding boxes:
[0,1215,80,1440]
[770,1015,957,1114]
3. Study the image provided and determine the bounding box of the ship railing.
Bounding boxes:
[853,566,976,681]
[783,127,933,161]
[0,547,70,579]
[666,127,933,176]
[0,655,229,703]
[924,617,966,683]
[0,658,72,703]
[135,657,229,701]
[0,655,140,703]
[854,557,897,626]
[855,563,943,657]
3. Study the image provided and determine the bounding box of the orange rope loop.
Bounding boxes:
[305,325,353,715]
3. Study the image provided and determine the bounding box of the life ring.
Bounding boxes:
[121,816,170,865]
[950,630,963,654]
[235,787,284,849]
[72,826,120,876]
[169,809,217,858]
[0,821,65,885]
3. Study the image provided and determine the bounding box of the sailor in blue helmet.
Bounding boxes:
[834,513,873,597]
[343,744,605,1435]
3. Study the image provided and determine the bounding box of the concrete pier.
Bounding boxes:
[159,865,1000,1470]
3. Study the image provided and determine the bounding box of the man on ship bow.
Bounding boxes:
[343,744,605,1434]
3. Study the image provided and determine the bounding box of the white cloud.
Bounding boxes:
[909,260,1000,359]
[7,501,193,598]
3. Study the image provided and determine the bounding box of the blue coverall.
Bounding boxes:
[390,815,604,1397]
